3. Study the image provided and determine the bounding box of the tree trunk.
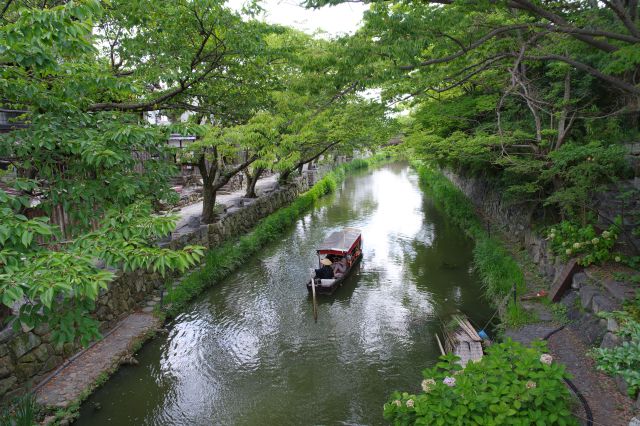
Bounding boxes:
[201,180,217,224]
[555,70,572,150]
[245,167,264,198]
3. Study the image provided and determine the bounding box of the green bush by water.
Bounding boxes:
[164,154,390,316]
[384,340,576,425]
[413,162,527,325]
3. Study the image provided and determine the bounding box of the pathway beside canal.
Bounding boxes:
[34,174,281,415]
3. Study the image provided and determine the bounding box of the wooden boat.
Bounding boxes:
[307,228,363,295]
[435,313,484,367]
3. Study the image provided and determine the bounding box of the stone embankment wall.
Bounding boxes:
[0,173,317,402]
[443,169,637,399]
[442,170,564,281]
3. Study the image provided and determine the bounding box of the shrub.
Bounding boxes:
[546,220,620,266]
[384,340,576,425]
[590,306,640,397]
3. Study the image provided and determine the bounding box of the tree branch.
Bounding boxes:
[602,0,640,38]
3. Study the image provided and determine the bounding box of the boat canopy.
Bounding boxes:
[317,228,362,255]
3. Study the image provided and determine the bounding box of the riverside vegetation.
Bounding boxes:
[2,0,640,423]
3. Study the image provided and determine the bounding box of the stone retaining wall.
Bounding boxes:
[442,170,565,281]
[0,173,317,402]
[442,168,637,401]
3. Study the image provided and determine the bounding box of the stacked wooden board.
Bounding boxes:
[435,314,483,367]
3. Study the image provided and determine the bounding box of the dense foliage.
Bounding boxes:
[384,340,575,426]
[0,0,395,345]
[591,295,640,397]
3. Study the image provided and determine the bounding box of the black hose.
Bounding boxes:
[543,325,594,426]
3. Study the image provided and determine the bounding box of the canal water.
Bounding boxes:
[77,163,493,425]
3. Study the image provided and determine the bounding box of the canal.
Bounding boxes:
[77,163,493,425]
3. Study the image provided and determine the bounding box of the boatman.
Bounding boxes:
[315,258,335,279]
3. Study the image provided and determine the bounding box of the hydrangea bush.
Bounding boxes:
[384,340,576,425]
[547,221,619,266]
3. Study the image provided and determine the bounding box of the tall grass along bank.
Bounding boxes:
[164,154,390,317]
[413,162,528,327]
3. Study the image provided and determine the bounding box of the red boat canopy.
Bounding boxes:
[317,228,362,256]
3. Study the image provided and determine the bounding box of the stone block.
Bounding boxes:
[601,332,621,349]
[41,355,63,374]
[33,323,50,336]
[63,342,75,358]
[603,280,634,302]
[592,295,620,314]
[580,286,600,311]
[607,317,619,332]
[0,376,16,396]
[0,356,14,379]
[571,272,588,289]
[630,417,640,426]
[570,313,606,346]
[615,375,629,396]
[33,344,52,362]
[15,361,40,379]
[11,333,41,359]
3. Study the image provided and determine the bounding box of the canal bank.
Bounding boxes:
[73,162,494,425]
[413,162,638,425]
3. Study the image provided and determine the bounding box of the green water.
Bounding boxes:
[76,163,493,426]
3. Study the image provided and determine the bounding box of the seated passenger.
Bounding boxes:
[332,257,347,277]
[315,258,335,279]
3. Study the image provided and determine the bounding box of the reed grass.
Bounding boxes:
[414,162,528,326]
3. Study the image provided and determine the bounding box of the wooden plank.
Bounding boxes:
[462,318,482,342]
[549,258,581,302]
[435,333,446,356]
[454,316,481,342]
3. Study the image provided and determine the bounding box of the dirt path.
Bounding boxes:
[506,311,635,426]
[35,312,160,409]
[547,327,635,426]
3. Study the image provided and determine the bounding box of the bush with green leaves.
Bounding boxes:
[384,340,576,426]
[546,221,620,266]
[591,307,640,397]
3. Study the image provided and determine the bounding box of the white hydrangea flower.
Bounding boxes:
[540,354,553,365]
[565,248,572,255]
[406,399,414,408]
[615,256,621,262]
[526,381,537,389]
[591,237,599,244]
[394,400,401,407]
[421,378,436,392]
[573,242,581,249]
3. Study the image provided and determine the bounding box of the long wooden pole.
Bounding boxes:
[311,279,318,322]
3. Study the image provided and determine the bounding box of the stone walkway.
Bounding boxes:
[35,312,161,408]
[173,174,279,234]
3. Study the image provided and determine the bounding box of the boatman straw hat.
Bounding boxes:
[321,258,332,266]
